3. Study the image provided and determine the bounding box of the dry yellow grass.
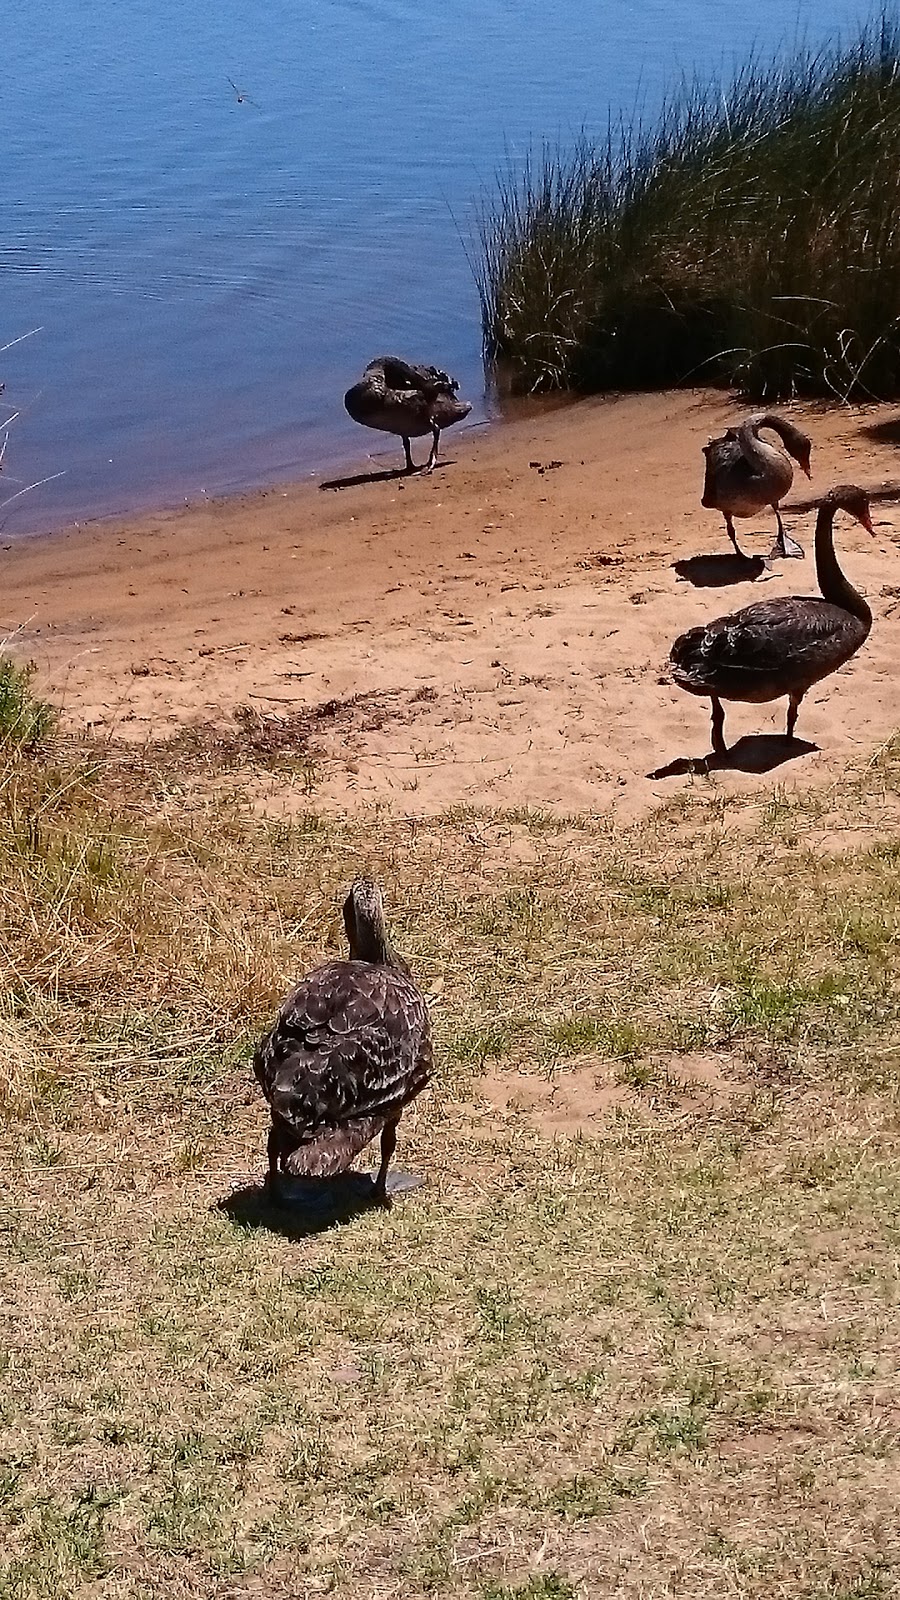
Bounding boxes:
[1,707,899,1599]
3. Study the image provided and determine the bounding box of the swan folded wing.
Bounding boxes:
[704,434,738,468]
[254,962,431,1139]
[407,362,456,394]
[370,357,456,397]
[707,440,762,487]
[688,601,849,675]
[393,391,437,427]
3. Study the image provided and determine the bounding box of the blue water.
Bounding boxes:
[1,0,874,533]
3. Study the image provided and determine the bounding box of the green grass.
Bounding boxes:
[1,718,900,1596]
[479,13,900,399]
[0,656,56,748]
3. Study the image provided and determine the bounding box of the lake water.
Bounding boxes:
[2,0,873,534]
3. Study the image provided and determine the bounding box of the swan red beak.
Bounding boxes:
[859,506,875,536]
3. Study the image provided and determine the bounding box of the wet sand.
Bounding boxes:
[3,389,899,819]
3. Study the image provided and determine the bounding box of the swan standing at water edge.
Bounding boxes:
[702,413,812,561]
[670,484,876,758]
[253,878,432,1208]
[344,356,472,473]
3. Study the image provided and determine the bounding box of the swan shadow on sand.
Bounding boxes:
[648,732,817,780]
[673,552,770,588]
[320,459,457,492]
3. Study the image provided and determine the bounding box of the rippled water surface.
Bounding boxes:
[1,0,873,532]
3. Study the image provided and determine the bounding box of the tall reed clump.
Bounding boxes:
[479,15,900,399]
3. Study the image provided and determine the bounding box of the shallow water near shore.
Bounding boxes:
[2,0,873,535]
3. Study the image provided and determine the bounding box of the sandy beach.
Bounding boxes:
[4,388,899,818]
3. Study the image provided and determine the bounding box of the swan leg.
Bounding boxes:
[423,424,441,474]
[266,1124,285,1206]
[710,696,727,757]
[402,436,416,474]
[724,513,750,559]
[786,692,803,740]
[768,508,805,561]
[371,1116,400,1208]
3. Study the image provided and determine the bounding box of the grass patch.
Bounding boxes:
[0,715,899,1595]
[479,13,900,398]
[0,656,56,748]
[482,1580,578,1600]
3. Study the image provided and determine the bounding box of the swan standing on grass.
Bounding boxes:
[253,878,432,1208]
[344,356,472,473]
[702,413,812,561]
[670,484,875,757]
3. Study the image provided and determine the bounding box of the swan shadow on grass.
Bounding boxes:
[320,461,456,492]
[217,1168,425,1239]
[673,552,770,588]
[649,733,817,780]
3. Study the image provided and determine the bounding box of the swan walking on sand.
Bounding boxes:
[253,878,432,1208]
[670,485,875,757]
[344,356,472,473]
[702,412,812,561]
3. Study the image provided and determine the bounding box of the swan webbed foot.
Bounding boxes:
[370,1169,424,1207]
[770,508,804,561]
[768,530,805,560]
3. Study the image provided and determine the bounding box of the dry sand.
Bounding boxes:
[3,388,899,819]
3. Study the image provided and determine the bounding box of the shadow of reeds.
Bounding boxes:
[858,417,900,449]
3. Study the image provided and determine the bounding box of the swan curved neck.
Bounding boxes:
[815,505,871,626]
[737,414,788,469]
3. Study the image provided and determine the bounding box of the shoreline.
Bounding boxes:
[0,409,493,547]
[3,387,899,820]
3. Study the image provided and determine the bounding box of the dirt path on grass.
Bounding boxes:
[3,388,900,818]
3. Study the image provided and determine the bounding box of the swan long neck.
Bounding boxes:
[345,886,406,969]
[351,909,396,965]
[815,504,872,626]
